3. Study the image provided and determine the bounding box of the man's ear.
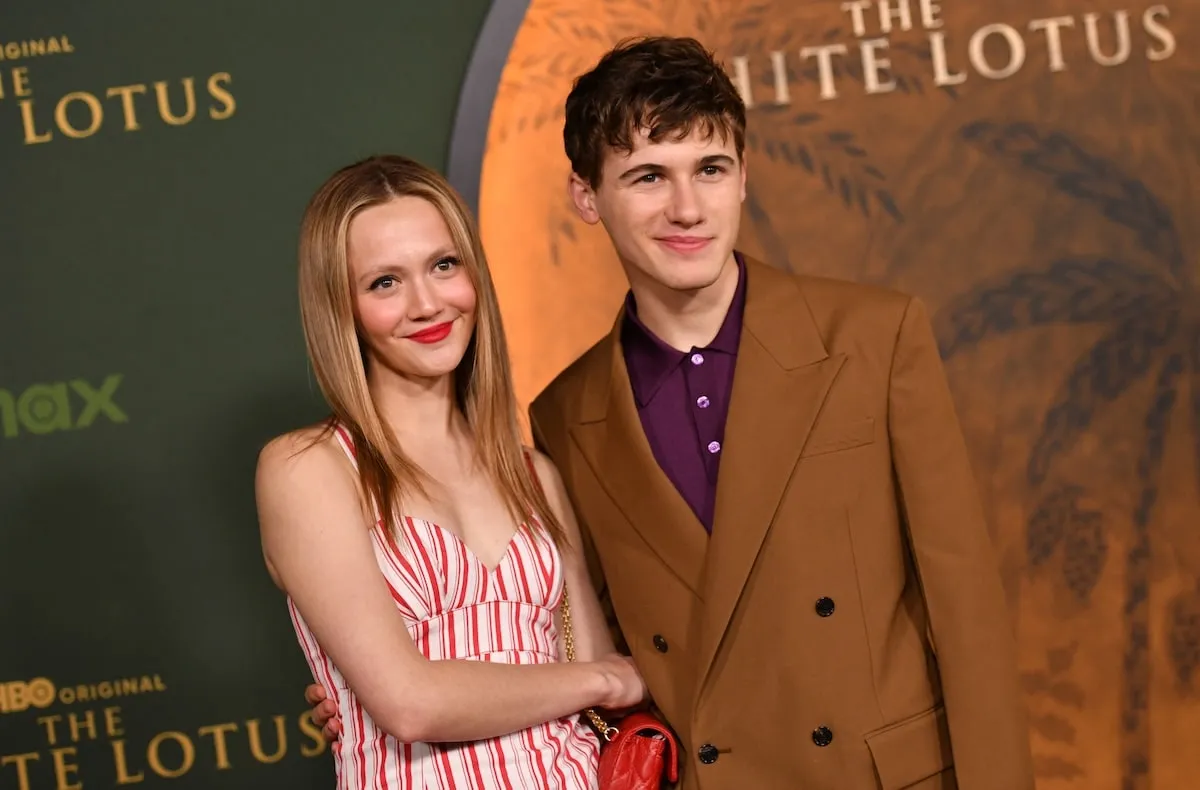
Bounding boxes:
[567,172,601,225]
[738,155,748,203]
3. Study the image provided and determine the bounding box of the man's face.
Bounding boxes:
[569,125,746,296]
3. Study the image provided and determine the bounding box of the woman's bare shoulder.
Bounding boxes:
[257,421,350,493]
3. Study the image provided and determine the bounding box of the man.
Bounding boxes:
[309,36,1034,790]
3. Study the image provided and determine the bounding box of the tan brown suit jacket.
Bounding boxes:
[530,256,1035,790]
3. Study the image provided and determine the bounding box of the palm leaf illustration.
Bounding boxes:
[935,257,1176,359]
[960,121,1185,275]
[1115,350,1184,787]
[942,121,1197,790]
[1167,580,1200,696]
[1028,312,1175,486]
[1027,484,1107,604]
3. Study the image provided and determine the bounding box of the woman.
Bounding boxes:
[255,154,645,789]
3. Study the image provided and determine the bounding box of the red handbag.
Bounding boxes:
[561,584,681,789]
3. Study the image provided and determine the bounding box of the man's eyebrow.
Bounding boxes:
[617,162,663,181]
[617,155,736,181]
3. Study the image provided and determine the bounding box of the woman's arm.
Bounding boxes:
[255,431,642,744]
[527,450,620,663]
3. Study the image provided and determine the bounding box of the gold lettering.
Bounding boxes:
[55,91,103,138]
[859,38,896,93]
[111,740,146,784]
[199,723,238,770]
[840,1,871,36]
[799,44,848,100]
[147,731,195,778]
[68,710,97,742]
[928,32,966,85]
[206,72,236,120]
[58,687,76,705]
[877,0,913,33]
[154,78,196,125]
[1143,5,1175,61]
[1084,12,1131,66]
[153,675,167,692]
[13,67,32,97]
[918,0,944,29]
[105,706,125,737]
[63,36,75,54]
[298,711,327,758]
[38,714,64,745]
[728,56,753,108]
[968,23,1026,80]
[1,752,40,790]
[20,100,53,144]
[1028,17,1074,72]
[768,51,789,104]
[51,747,83,790]
[246,716,287,764]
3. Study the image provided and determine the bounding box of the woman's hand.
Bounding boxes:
[595,653,648,711]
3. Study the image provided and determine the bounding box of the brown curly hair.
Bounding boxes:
[563,36,747,187]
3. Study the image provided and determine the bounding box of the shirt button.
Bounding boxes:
[707,441,721,454]
[696,395,710,408]
[691,353,704,365]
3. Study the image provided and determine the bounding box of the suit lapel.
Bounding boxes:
[693,258,846,696]
[569,317,708,597]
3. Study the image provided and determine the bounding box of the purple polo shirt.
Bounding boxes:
[620,253,747,533]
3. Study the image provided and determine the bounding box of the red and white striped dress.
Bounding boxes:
[287,425,600,789]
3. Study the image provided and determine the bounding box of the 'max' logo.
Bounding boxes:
[0,374,127,439]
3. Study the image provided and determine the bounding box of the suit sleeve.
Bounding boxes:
[886,296,1035,789]
[529,402,630,655]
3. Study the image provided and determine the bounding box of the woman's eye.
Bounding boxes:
[370,276,396,290]
[434,257,459,272]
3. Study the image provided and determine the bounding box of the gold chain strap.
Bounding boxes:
[560,583,620,742]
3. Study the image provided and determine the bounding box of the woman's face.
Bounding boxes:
[346,196,478,383]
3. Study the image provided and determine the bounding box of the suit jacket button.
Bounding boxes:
[653,634,669,653]
[698,743,719,764]
[812,726,833,747]
[815,597,835,617]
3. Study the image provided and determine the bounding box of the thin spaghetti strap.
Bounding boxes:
[332,422,385,526]
[332,422,359,468]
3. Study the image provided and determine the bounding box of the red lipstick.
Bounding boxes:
[405,321,454,344]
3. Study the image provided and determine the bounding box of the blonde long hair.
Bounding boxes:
[296,154,565,546]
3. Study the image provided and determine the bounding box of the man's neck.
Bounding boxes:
[628,254,740,352]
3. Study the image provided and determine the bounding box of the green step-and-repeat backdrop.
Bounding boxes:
[3,1,1198,788]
